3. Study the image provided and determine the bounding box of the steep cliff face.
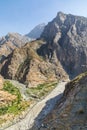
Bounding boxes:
[39,12,87,78]
[32,72,87,130]
[0,40,68,87]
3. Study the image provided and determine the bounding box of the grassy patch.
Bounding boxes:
[0,107,8,115]
[26,82,58,99]
[3,81,21,102]
[0,81,31,116]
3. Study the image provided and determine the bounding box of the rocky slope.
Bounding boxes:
[0,33,30,57]
[31,72,87,130]
[26,23,45,39]
[0,40,68,87]
[39,12,87,78]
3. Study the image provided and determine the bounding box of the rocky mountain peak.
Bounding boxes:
[56,11,66,23]
[40,12,87,78]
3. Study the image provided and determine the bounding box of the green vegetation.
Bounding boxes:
[3,81,21,102]
[26,82,57,99]
[0,106,8,115]
[0,81,30,116]
[6,100,30,115]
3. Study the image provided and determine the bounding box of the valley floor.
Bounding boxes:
[3,81,67,130]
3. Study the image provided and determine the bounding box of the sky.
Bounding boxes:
[0,0,87,37]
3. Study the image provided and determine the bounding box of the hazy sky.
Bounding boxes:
[0,0,87,37]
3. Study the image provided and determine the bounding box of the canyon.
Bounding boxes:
[0,12,87,130]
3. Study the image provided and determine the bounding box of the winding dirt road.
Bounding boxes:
[3,81,67,130]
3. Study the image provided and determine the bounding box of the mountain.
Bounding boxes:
[1,12,87,129]
[39,12,87,78]
[0,40,68,87]
[0,33,30,57]
[26,23,45,39]
[33,72,87,130]
[1,12,87,86]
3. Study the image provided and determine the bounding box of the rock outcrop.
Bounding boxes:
[31,72,87,130]
[39,12,87,78]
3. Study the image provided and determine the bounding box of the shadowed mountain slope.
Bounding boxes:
[31,72,87,130]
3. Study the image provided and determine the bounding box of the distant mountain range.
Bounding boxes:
[0,23,45,57]
[0,33,30,56]
[25,23,45,39]
[0,33,30,45]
